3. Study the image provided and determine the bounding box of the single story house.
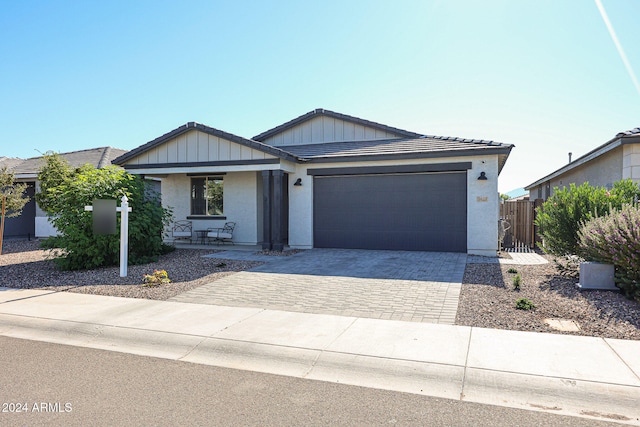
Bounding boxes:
[5,147,128,238]
[526,127,640,201]
[113,109,513,256]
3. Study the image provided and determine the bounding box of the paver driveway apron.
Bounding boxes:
[170,249,467,324]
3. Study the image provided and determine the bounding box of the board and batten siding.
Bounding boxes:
[262,116,401,146]
[126,130,276,165]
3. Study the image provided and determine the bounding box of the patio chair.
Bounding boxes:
[206,222,236,245]
[171,220,193,243]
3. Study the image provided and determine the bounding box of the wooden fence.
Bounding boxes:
[500,199,540,250]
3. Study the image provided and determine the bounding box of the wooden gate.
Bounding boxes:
[500,200,537,250]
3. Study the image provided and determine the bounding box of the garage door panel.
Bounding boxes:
[313,173,467,252]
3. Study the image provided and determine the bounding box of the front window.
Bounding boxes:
[191,176,223,216]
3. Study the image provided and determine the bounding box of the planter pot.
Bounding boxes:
[578,262,618,291]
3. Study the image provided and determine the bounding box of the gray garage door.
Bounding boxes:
[313,172,467,252]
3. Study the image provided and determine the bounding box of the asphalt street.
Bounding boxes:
[0,336,621,427]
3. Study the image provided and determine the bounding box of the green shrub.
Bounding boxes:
[578,204,640,301]
[37,154,173,270]
[535,180,640,256]
[507,267,518,274]
[515,298,535,310]
[512,274,522,290]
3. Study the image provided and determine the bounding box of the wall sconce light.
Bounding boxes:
[293,178,302,186]
[477,172,488,180]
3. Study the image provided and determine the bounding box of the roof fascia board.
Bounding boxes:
[122,162,297,176]
[307,162,472,176]
[14,173,38,180]
[621,135,640,144]
[123,158,280,169]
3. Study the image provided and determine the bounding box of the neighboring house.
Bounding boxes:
[113,109,513,256]
[0,156,31,239]
[7,147,128,238]
[526,127,640,201]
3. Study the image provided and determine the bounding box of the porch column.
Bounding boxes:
[261,170,272,250]
[272,170,284,251]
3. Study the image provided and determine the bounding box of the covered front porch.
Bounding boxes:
[111,122,298,250]
[150,168,292,250]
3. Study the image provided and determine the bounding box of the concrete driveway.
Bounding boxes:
[170,249,467,324]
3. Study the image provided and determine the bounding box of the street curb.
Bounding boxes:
[1,313,639,425]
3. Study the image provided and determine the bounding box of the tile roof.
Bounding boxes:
[253,108,424,141]
[11,147,128,176]
[279,137,511,159]
[0,156,26,171]
[279,136,513,172]
[617,127,640,137]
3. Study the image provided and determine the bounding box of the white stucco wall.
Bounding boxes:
[35,216,58,237]
[156,154,501,254]
[288,155,501,255]
[223,172,260,244]
[162,172,260,245]
[527,145,629,201]
[466,157,500,256]
[549,148,622,193]
[33,180,59,237]
[287,171,314,249]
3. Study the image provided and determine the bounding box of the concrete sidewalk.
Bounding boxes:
[0,288,638,425]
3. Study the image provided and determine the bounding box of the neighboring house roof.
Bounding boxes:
[11,147,128,178]
[506,194,529,201]
[0,156,26,171]
[252,108,424,141]
[112,122,299,166]
[280,136,513,171]
[525,127,640,189]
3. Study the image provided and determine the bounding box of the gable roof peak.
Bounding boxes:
[111,122,299,166]
[253,108,424,141]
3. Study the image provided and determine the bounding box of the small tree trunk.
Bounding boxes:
[0,195,5,255]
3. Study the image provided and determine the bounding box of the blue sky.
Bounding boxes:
[1,0,639,192]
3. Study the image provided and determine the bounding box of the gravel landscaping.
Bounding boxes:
[1,240,638,340]
[457,253,640,340]
[0,240,262,301]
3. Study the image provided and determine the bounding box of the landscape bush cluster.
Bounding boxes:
[37,153,174,270]
[535,180,640,256]
[536,179,640,301]
[578,204,640,301]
